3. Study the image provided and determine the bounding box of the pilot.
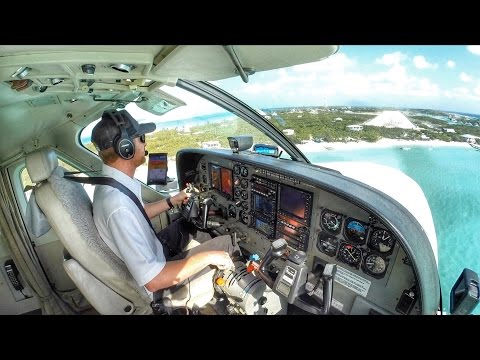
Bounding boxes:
[91,109,235,312]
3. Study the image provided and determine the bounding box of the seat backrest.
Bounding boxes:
[25,147,152,314]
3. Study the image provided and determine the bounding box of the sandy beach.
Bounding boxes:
[297,138,470,152]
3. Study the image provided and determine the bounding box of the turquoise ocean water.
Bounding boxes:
[304,145,480,315]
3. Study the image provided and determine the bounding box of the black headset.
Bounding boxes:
[110,110,135,160]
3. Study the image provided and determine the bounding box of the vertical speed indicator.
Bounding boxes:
[337,243,362,268]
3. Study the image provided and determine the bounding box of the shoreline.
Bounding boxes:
[297,138,470,152]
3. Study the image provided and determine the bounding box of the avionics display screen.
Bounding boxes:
[255,218,273,237]
[279,184,310,220]
[254,193,273,215]
[210,164,233,198]
[211,165,221,190]
[220,167,233,197]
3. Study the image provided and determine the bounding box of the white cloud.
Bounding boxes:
[446,60,456,68]
[292,52,356,73]
[467,45,480,55]
[375,52,407,67]
[460,72,473,82]
[413,55,438,70]
[231,51,441,108]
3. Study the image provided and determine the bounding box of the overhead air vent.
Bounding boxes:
[50,78,64,85]
[81,64,96,75]
[110,64,136,73]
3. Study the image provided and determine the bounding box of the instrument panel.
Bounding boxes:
[186,153,420,315]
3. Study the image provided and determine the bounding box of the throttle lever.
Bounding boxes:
[308,263,337,315]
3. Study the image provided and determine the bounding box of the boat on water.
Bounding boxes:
[0,45,478,315]
[469,143,480,151]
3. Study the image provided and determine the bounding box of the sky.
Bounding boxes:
[214,45,480,115]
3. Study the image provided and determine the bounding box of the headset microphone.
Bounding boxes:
[145,150,149,156]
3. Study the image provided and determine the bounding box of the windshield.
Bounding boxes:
[212,45,480,315]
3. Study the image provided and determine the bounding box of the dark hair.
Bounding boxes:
[98,147,119,165]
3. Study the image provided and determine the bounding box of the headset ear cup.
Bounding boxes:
[113,133,135,160]
[118,137,135,159]
[110,111,135,160]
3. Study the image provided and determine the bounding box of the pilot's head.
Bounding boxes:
[92,109,155,165]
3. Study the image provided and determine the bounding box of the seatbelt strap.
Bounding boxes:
[64,176,170,248]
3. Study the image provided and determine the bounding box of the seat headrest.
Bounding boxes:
[26,147,59,183]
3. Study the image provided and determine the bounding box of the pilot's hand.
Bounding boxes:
[172,188,191,206]
[209,251,235,271]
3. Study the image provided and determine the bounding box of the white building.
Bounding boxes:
[346,124,363,131]
[202,141,221,149]
[283,129,295,136]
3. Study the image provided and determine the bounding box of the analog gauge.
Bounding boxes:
[321,210,342,234]
[345,218,368,244]
[228,204,237,218]
[234,188,241,198]
[241,190,248,200]
[370,229,396,253]
[241,178,249,189]
[233,164,241,176]
[201,162,207,171]
[202,175,207,183]
[240,211,250,225]
[234,177,241,187]
[317,232,339,257]
[242,201,249,210]
[240,166,248,177]
[337,243,362,268]
[363,253,387,277]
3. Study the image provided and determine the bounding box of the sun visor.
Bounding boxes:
[152,45,339,82]
[136,88,186,116]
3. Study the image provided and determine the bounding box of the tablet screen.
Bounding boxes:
[147,153,168,185]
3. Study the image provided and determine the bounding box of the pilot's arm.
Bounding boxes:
[144,189,190,218]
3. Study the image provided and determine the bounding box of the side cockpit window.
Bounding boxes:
[21,159,95,202]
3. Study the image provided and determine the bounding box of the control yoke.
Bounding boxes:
[181,194,220,230]
[201,198,214,229]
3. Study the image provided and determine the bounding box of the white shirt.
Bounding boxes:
[92,164,166,289]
